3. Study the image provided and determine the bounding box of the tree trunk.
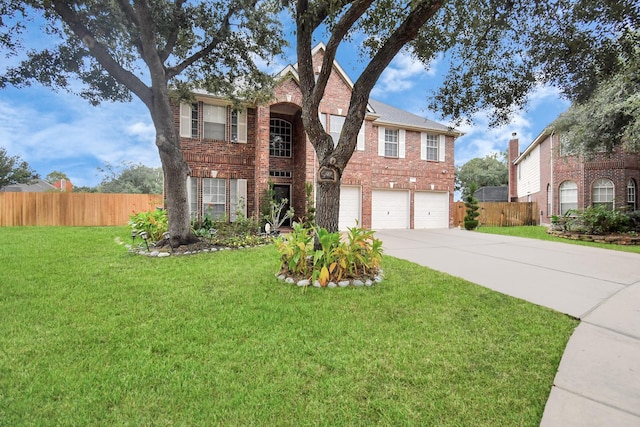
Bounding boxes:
[157,134,198,246]
[315,177,341,233]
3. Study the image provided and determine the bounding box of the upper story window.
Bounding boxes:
[377,126,405,158]
[203,104,226,140]
[270,118,292,157]
[421,133,445,161]
[423,133,438,160]
[320,113,365,150]
[179,102,247,143]
[384,128,398,157]
[231,109,247,143]
[592,178,614,210]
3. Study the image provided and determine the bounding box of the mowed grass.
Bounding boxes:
[0,227,577,426]
[477,225,640,254]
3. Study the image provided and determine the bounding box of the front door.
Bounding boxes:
[273,184,291,227]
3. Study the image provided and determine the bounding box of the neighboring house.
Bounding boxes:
[474,186,508,202]
[51,179,73,192]
[508,130,640,225]
[174,43,460,230]
[0,179,56,192]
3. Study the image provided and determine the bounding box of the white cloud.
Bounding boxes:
[371,51,438,98]
[451,84,569,167]
[0,87,159,187]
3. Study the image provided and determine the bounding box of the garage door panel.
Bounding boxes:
[339,186,361,230]
[415,191,449,229]
[372,190,410,229]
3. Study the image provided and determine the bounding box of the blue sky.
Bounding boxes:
[0,17,570,189]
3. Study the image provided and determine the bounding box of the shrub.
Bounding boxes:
[464,184,480,230]
[276,223,383,286]
[129,209,168,242]
[580,205,629,234]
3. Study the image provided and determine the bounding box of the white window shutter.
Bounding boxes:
[238,109,247,143]
[378,127,385,156]
[438,135,446,162]
[357,123,365,151]
[237,179,247,218]
[180,103,191,138]
[420,133,426,160]
[399,129,406,159]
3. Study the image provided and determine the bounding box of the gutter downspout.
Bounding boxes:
[550,131,554,222]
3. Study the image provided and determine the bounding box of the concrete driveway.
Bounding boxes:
[377,228,640,427]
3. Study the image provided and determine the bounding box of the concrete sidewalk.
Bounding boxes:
[377,228,640,427]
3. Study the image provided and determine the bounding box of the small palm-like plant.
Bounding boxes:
[275,222,383,286]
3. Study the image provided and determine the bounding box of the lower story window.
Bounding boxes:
[559,181,578,215]
[592,178,614,210]
[203,178,226,219]
[628,179,637,211]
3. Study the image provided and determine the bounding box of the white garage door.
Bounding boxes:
[339,186,361,230]
[372,190,410,229]
[414,191,449,229]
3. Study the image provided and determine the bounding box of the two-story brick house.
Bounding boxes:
[508,129,640,225]
[175,44,460,230]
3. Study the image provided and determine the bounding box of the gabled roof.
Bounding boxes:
[369,99,461,136]
[0,179,55,193]
[279,43,460,136]
[514,127,553,165]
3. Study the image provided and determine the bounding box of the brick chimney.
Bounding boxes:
[508,133,519,202]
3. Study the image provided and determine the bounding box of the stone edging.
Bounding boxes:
[275,270,384,288]
[547,230,640,245]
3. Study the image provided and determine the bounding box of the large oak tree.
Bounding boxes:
[292,0,638,232]
[0,0,284,245]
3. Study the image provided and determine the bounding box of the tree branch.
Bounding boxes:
[166,1,251,79]
[159,0,186,63]
[50,0,153,107]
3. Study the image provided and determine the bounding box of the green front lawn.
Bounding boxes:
[477,225,640,254]
[0,227,577,426]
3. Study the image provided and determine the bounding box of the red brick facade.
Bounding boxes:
[510,131,640,223]
[174,46,458,229]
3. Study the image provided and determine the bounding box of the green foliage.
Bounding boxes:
[455,153,508,199]
[191,208,270,248]
[98,161,163,194]
[551,206,637,235]
[298,181,316,228]
[463,184,480,230]
[45,170,70,184]
[262,181,294,233]
[552,48,640,155]
[129,209,168,242]
[276,223,383,286]
[0,146,39,189]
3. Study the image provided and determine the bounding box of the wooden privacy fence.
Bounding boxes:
[453,202,538,227]
[0,192,164,226]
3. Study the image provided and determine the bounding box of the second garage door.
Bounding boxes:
[372,189,410,229]
[414,191,449,229]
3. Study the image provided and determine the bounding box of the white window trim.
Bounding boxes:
[421,133,441,161]
[378,127,405,158]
